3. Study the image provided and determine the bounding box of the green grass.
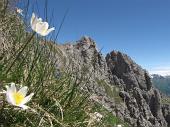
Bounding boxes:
[0,1,129,127]
[95,78,122,104]
[91,103,130,127]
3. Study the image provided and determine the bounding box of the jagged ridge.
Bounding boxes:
[57,36,170,127]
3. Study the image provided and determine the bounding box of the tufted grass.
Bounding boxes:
[0,0,130,127]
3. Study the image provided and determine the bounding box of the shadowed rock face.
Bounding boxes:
[106,51,168,127]
[106,51,152,91]
[59,37,170,127]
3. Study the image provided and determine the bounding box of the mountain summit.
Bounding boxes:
[56,36,170,127]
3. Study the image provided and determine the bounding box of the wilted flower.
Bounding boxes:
[6,83,34,110]
[31,13,55,36]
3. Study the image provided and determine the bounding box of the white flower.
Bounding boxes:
[117,125,122,127]
[16,8,23,16]
[30,13,55,36]
[6,83,34,110]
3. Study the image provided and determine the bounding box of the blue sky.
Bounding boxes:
[18,0,170,75]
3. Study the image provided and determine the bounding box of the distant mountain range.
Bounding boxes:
[151,74,170,95]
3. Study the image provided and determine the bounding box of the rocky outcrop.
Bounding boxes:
[61,36,112,97]
[162,104,170,127]
[106,51,168,127]
[106,51,152,91]
[58,36,170,127]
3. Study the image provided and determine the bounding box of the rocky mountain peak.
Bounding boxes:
[57,37,170,127]
[106,50,152,91]
[75,36,96,50]
[106,50,169,127]
[79,36,96,45]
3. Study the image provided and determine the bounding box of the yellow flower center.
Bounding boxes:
[13,92,24,105]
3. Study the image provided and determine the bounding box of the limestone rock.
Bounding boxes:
[57,37,170,127]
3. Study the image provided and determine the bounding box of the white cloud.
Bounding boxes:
[148,66,170,76]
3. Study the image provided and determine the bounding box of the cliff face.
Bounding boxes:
[57,36,170,127]
[106,51,168,127]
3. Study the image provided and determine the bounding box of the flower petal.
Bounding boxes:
[31,13,35,26]
[31,13,40,31]
[35,22,49,36]
[18,86,28,97]
[43,27,55,36]
[37,18,42,22]
[19,104,29,110]
[42,22,49,30]
[6,83,16,105]
[35,22,45,34]
[10,83,16,93]
[6,92,12,104]
[20,93,34,105]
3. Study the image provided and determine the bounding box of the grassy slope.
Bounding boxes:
[0,1,129,127]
